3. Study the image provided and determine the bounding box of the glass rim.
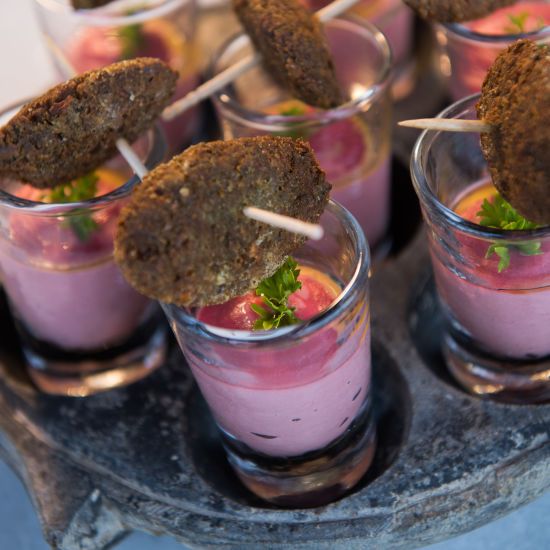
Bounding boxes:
[208,14,393,133]
[0,123,166,213]
[162,199,370,345]
[34,0,191,26]
[410,93,550,240]
[440,19,550,44]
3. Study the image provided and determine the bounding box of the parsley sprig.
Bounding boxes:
[250,257,303,330]
[42,173,100,242]
[119,23,146,59]
[477,193,542,272]
[504,11,545,34]
[281,105,307,117]
[47,172,99,203]
[275,103,310,140]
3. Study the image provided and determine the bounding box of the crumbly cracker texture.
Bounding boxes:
[232,0,345,109]
[404,0,517,22]
[0,58,178,188]
[477,39,550,225]
[114,136,332,307]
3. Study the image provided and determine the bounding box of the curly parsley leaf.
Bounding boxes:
[42,173,100,242]
[504,11,545,34]
[275,103,310,140]
[47,172,99,203]
[250,257,303,330]
[477,193,542,272]
[119,23,146,60]
[281,105,307,117]
[504,11,530,33]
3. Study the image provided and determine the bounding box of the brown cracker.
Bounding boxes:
[71,0,113,9]
[114,136,331,306]
[232,0,345,109]
[404,0,517,22]
[0,58,178,188]
[477,39,550,225]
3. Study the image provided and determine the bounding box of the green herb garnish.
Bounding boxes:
[47,172,99,203]
[42,173,100,242]
[119,23,146,59]
[281,105,307,117]
[477,193,542,272]
[250,257,303,330]
[504,11,545,34]
[275,103,309,140]
[505,11,530,33]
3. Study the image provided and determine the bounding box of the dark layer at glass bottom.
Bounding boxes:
[15,307,168,397]
[220,398,377,507]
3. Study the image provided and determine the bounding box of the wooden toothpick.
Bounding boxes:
[398,118,493,132]
[244,207,324,240]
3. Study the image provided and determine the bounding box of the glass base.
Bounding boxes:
[20,316,168,397]
[443,334,550,404]
[221,401,376,507]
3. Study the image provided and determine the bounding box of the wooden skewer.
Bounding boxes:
[162,0,361,121]
[316,0,361,21]
[114,138,148,179]
[43,33,325,240]
[398,118,493,132]
[244,207,324,240]
[162,52,261,121]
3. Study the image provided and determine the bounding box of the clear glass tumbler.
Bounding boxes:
[162,200,375,507]
[209,15,393,260]
[411,94,550,404]
[33,0,200,153]
[0,105,168,397]
[435,0,550,101]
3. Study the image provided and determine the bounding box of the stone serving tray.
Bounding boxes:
[1,201,550,550]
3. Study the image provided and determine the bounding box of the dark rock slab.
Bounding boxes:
[1,227,550,550]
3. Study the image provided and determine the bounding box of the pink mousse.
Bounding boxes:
[0,181,151,351]
[188,267,371,457]
[445,2,550,100]
[431,181,550,359]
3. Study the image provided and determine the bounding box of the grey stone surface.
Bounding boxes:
[1,456,549,550]
[1,228,549,550]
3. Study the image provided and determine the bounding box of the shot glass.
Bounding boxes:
[33,0,200,153]
[162,200,375,506]
[411,95,550,404]
[210,15,393,259]
[299,0,415,98]
[0,105,168,397]
[435,1,550,101]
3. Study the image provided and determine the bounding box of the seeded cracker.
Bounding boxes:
[403,0,517,22]
[0,58,177,188]
[477,40,550,225]
[114,136,331,307]
[232,0,344,109]
[71,0,112,8]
